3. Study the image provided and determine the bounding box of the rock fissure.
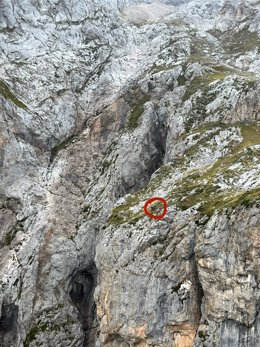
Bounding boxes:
[69,264,98,346]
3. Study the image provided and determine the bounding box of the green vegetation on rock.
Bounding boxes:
[170,124,260,216]
[182,125,229,158]
[24,323,48,347]
[108,193,144,226]
[109,123,260,225]
[213,28,260,54]
[99,160,111,175]
[181,65,257,132]
[108,164,173,226]
[50,135,75,162]
[0,79,28,110]
[182,65,233,102]
[151,64,175,73]
[24,309,76,347]
[126,95,150,130]
[24,322,67,347]
[5,220,24,246]
[111,166,176,227]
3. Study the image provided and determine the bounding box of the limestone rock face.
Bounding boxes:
[0,0,259,346]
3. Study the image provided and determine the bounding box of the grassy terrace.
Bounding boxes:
[108,164,175,226]
[169,124,260,216]
[210,28,260,54]
[109,35,259,226]
[109,123,260,225]
[182,64,258,102]
[182,67,229,102]
[180,65,257,132]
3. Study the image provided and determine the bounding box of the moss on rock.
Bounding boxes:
[109,123,259,226]
[0,79,28,110]
[170,123,260,216]
[24,323,48,347]
[126,95,150,130]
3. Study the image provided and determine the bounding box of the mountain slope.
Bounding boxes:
[0,1,259,346]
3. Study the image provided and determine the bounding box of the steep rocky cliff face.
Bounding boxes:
[0,0,259,346]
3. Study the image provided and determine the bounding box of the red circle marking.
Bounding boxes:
[144,197,167,220]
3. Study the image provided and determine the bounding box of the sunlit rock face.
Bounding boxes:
[0,0,259,346]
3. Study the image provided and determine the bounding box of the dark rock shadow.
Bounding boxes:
[69,262,98,347]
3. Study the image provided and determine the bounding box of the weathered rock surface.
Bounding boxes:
[0,0,259,346]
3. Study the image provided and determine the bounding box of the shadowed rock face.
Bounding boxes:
[0,303,18,347]
[0,1,259,346]
[69,264,98,346]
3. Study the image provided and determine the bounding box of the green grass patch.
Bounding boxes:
[177,73,187,86]
[146,165,173,193]
[215,29,260,54]
[183,125,231,157]
[24,322,67,347]
[108,165,173,226]
[50,135,75,162]
[126,95,150,130]
[108,193,144,226]
[151,64,175,73]
[24,323,48,347]
[181,66,257,132]
[180,122,230,141]
[170,124,260,216]
[109,123,260,225]
[0,79,28,110]
[182,66,233,102]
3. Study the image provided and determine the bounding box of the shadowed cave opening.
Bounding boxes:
[69,262,98,346]
[0,302,18,347]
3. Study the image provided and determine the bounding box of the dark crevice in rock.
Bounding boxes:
[192,253,205,336]
[120,106,168,196]
[147,113,167,178]
[194,263,204,319]
[0,302,19,347]
[69,262,98,347]
[49,134,76,164]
